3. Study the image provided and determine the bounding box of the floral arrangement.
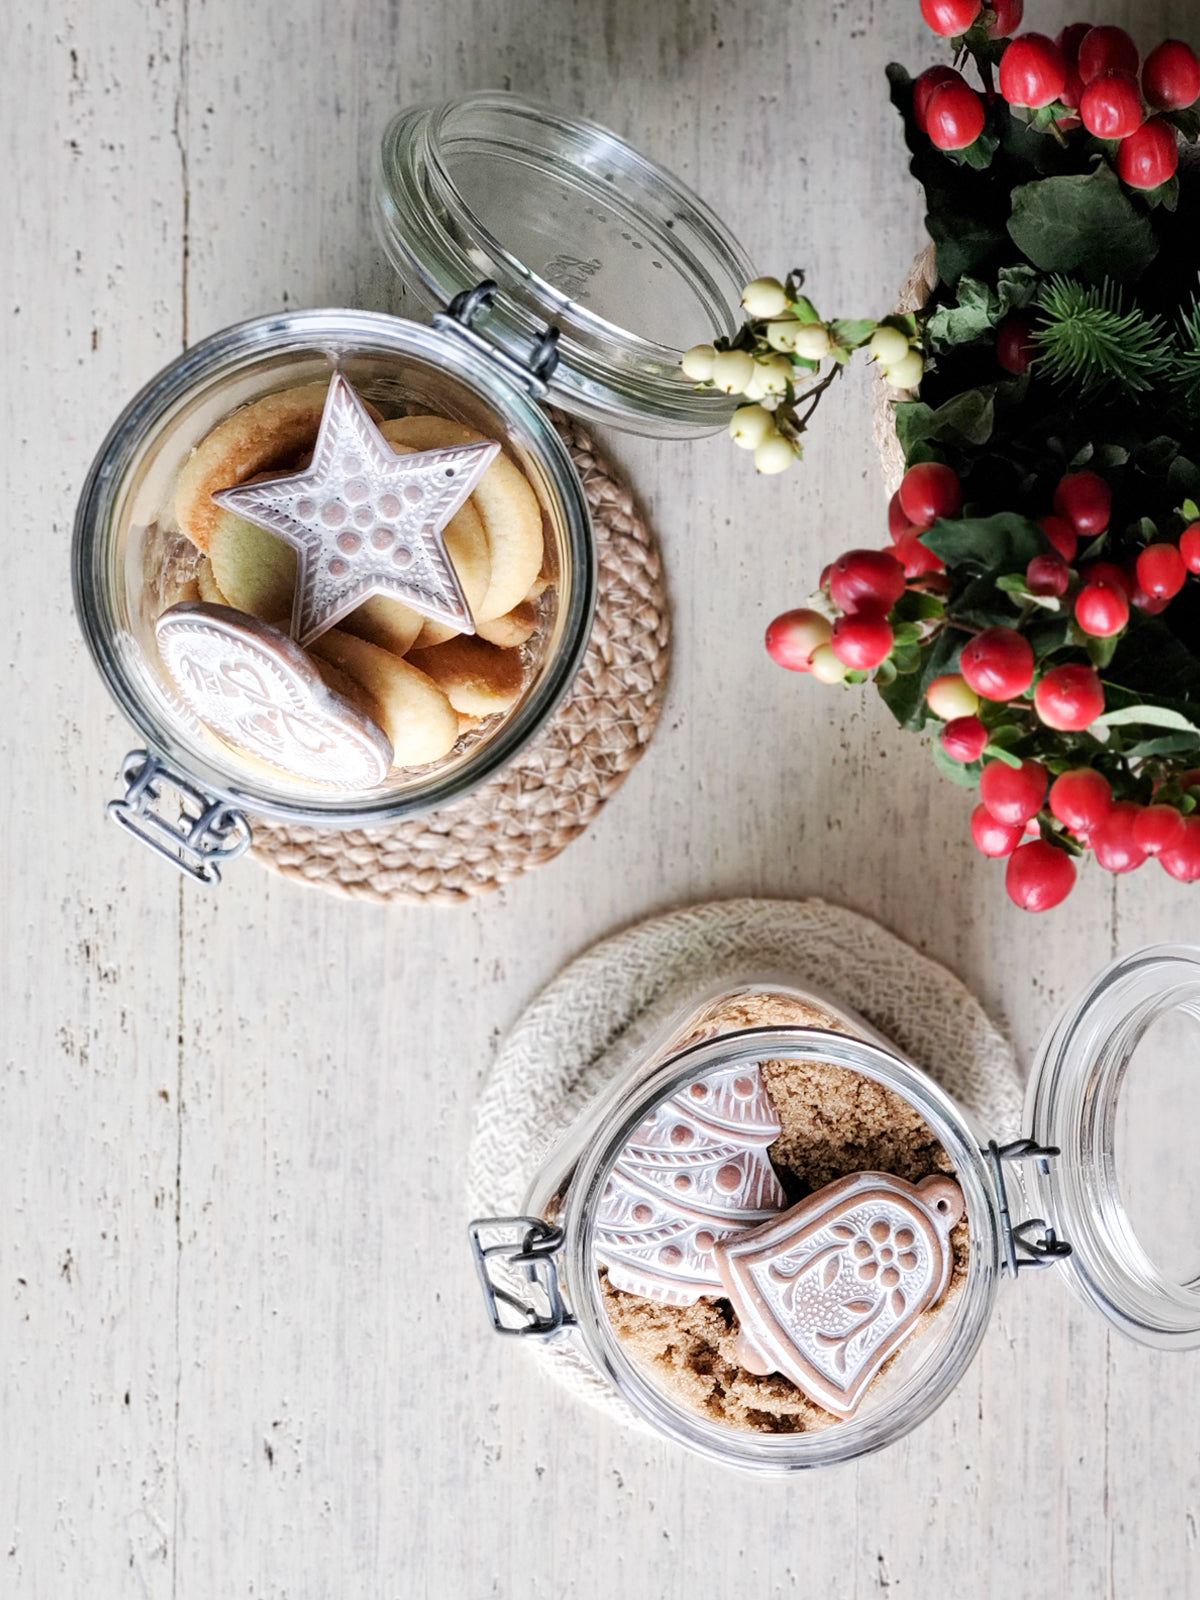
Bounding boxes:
[685,2,1200,910]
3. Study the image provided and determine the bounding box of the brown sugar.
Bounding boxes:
[600,989,969,1433]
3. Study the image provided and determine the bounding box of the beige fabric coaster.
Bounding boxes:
[250,412,670,902]
[466,897,1023,1428]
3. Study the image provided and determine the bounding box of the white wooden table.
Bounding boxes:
[5,1,1200,1594]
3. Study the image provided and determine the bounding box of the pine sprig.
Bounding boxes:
[1034,276,1174,397]
[1172,292,1200,417]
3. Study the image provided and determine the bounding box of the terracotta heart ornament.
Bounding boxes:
[713,1171,964,1419]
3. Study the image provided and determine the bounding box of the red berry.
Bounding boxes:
[914,67,965,132]
[925,80,988,150]
[920,0,982,37]
[765,608,833,672]
[1092,801,1149,873]
[1026,553,1070,596]
[999,34,1067,108]
[1005,840,1077,911]
[960,626,1035,701]
[997,317,1036,374]
[1180,522,1200,574]
[1136,542,1187,601]
[1075,580,1130,637]
[830,610,894,670]
[828,549,907,615]
[888,488,918,539]
[981,756,1048,826]
[1117,117,1180,189]
[1143,40,1200,111]
[1058,64,1085,113]
[891,532,945,579]
[1130,581,1171,616]
[1080,71,1144,139]
[986,0,1024,39]
[1049,767,1112,838]
[1034,663,1105,731]
[1133,803,1186,857]
[971,802,1025,857]
[1079,560,1134,598]
[1078,25,1139,83]
[1039,514,1078,562]
[1057,23,1093,65]
[1161,816,1200,881]
[899,462,963,528]
[941,715,990,763]
[1053,470,1112,536]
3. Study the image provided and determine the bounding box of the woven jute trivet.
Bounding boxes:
[250,413,670,903]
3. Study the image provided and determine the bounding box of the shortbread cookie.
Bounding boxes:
[407,635,525,718]
[381,415,543,621]
[311,629,459,768]
[195,558,227,606]
[175,383,380,552]
[208,513,298,625]
[476,599,538,649]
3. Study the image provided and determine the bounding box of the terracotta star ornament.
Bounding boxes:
[212,375,500,648]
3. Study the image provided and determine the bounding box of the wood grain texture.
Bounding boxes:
[3,0,1200,1595]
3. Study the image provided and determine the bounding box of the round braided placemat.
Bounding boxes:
[249,412,670,903]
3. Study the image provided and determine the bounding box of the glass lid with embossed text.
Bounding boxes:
[374,90,756,437]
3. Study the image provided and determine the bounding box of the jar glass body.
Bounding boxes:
[521,971,1003,1471]
[73,308,595,827]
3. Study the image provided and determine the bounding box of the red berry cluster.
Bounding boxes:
[766,458,1200,912]
[914,12,1198,191]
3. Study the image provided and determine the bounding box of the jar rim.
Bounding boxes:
[373,90,756,437]
[72,307,596,828]
[559,1025,1001,1471]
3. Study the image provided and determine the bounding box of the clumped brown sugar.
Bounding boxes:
[601,990,969,1433]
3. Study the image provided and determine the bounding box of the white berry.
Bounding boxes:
[754,432,797,474]
[884,350,924,389]
[710,348,756,394]
[681,342,717,381]
[789,323,834,361]
[869,325,910,366]
[751,354,792,396]
[729,405,775,449]
[926,673,980,720]
[810,643,848,683]
[741,277,790,318]
[764,320,802,352]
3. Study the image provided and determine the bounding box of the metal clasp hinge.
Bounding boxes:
[433,279,561,400]
[986,1139,1074,1276]
[468,1216,574,1337]
[107,749,253,885]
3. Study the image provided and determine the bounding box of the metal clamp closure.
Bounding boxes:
[985,1139,1074,1276]
[469,1216,574,1337]
[433,279,561,399]
[107,750,252,885]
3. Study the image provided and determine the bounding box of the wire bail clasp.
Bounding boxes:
[986,1138,1074,1275]
[434,280,561,397]
[469,1216,574,1337]
[107,749,252,885]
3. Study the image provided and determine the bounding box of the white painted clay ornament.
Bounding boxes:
[713,1170,964,1419]
[212,374,500,647]
[594,1065,788,1305]
[155,601,394,789]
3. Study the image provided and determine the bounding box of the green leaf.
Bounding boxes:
[894,388,995,457]
[996,264,1041,315]
[1086,632,1120,669]
[1182,497,1200,521]
[1122,732,1200,759]
[923,511,1046,571]
[986,723,1026,750]
[1007,167,1158,282]
[927,208,1005,286]
[926,277,998,353]
[891,621,923,646]
[830,317,876,348]
[983,743,1024,768]
[930,737,982,788]
[1092,705,1200,735]
[791,295,821,324]
[874,657,898,687]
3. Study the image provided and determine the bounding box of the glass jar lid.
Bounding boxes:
[374,91,755,437]
[1027,945,1200,1351]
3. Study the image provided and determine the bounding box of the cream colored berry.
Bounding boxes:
[710,348,756,394]
[681,342,717,381]
[754,432,797,474]
[926,673,980,720]
[869,325,910,366]
[810,643,848,683]
[764,320,802,352]
[729,405,775,449]
[789,323,834,361]
[741,277,790,318]
[751,354,792,395]
[884,350,924,389]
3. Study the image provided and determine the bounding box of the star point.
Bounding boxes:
[212,374,499,648]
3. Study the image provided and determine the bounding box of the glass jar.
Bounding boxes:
[470,945,1200,1471]
[74,92,754,882]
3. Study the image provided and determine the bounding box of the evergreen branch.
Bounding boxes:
[1033,276,1174,398]
[1171,291,1200,417]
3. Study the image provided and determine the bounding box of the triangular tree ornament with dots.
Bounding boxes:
[595,1064,787,1305]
